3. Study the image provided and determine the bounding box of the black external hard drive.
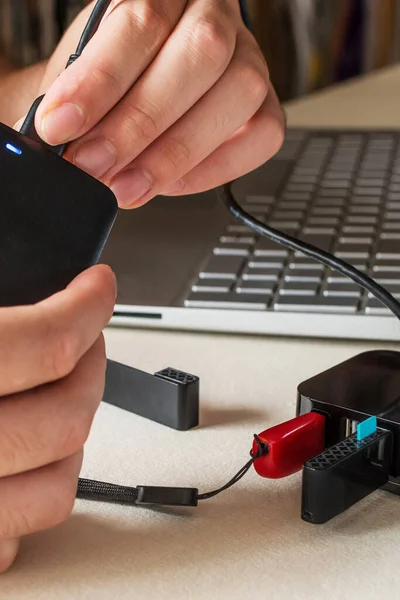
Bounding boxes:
[0,121,118,306]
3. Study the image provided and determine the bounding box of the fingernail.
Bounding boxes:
[40,103,85,144]
[161,179,185,195]
[74,139,117,178]
[111,168,153,208]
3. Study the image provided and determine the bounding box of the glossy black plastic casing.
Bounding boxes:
[297,350,400,493]
[0,122,118,306]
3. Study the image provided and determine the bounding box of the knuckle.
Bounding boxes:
[44,325,81,381]
[127,2,173,48]
[89,63,123,98]
[157,136,191,178]
[0,426,38,476]
[188,17,234,69]
[120,103,159,147]
[0,540,18,574]
[268,112,286,157]
[237,62,269,106]
[58,408,94,458]
[44,488,76,530]
[0,506,31,539]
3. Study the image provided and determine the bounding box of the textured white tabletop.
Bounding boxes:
[3,65,400,599]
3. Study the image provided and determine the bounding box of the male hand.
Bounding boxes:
[35,0,285,208]
[0,265,116,573]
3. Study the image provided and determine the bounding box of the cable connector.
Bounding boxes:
[19,95,66,157]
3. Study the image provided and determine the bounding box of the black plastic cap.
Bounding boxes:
[103,360,200,431]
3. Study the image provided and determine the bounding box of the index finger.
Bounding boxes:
[0,264,116,397]
[36,0,186,146]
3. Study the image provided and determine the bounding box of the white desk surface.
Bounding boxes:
[3,66,400,599]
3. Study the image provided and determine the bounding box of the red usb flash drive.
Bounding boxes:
[252,412,326,479]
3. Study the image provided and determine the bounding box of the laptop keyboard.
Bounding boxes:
[184,129,400,316]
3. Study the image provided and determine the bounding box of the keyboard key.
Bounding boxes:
[349,196,381,205]
[289,259,324,269]
[372,264,400,275]
[342,226,376,234]
[335,243,371,259]
[353,187,384,196]
[280,281,319,295]
[359,170,388,178]
[348,205,380,214]
[253,238,288,257]
[298,234,334,251]
[245,195,275,204]
[321,180,352,189]
[241,204,270,215]
[219,236,256,244]
[324,283,362,298]
[274,295,358,313]
[319,188,349,197]
[271,210,305,221]
[380,232,400,240]
[382,222,400,230]
[192,279,232,293]
[227,224,255,234]
[314,198,346,207]
[248,259,284,269]
[289,175,318,184]
[384,212,400,220]
[285,271,322,283]
[365,298,391,315]
[236,280,275,294]
[281,192,312,201]
[311,207,342,216]
[345,216,378,224]
[214,246,250,257]
[323,171,353,180]
[200,255,245,279]
[285,183,315,193]
[376,239,400,259]
[293,167,321,176]
[276,201,308,210]
[307,217,340,226]
[268,221,300,232]
[185,292,268,310]
[355,178,386,187]
[242,269,280,281]
[338,236,373,244]
[302,227,337,237]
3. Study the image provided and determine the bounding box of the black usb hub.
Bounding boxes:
[296,350,400,523]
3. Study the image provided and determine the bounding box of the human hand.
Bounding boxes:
[0,265,116,573]
[34,0,285,209]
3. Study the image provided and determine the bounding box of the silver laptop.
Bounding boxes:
[101,128,400,342]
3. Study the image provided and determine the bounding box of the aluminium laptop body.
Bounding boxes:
[101,128,400,342]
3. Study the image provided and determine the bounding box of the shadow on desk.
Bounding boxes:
[3,478,400,595]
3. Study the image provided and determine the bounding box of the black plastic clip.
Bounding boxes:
[102,359,200,431]
[301,428,393,524]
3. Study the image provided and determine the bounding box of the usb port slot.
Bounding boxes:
[342,418,359,438]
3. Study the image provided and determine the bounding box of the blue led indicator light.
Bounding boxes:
[357,416,377,441]
[5,143,22,155]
